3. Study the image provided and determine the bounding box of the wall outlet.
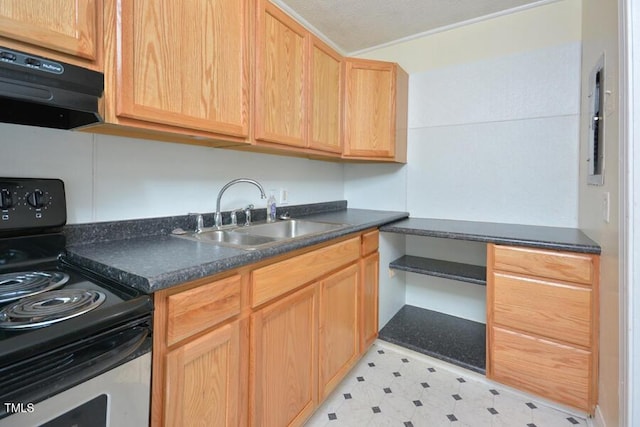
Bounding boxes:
[279,188,289,205]
[602,191,610,223]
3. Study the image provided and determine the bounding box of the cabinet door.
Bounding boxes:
[343,58,396,158]
[319,263,360,399]
[165,321,242,427]
[255,0,308,147]
[0,0,98,61]
[309,36,342,153]
[251,285,318,427]
[360,252,379,351]
[115,0,249,137]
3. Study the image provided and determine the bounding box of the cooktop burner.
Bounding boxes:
[0,289,106,329]
[0,271,70,303]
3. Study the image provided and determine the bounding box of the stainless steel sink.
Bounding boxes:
[174,229,280,249]
[172,219,348,250]
[237,219,346,239]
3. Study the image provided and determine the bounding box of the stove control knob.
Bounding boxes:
[26,189,46,209]
[0,189,12,210]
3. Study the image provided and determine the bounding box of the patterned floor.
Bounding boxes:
[305,341,590,427]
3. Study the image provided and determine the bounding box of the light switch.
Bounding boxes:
[602,191,610,223]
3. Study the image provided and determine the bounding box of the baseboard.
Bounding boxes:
[590,405,606,427]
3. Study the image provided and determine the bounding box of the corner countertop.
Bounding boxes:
[379,217,601,254]
[63,208,409,293]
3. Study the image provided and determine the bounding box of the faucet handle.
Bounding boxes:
[188,212,204,233]
[230,208,243,226]
[244,204,254,226]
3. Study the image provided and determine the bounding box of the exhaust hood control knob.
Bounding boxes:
[26,189,46,209]
[0,189,13,210]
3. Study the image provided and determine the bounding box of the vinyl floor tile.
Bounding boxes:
[304,341,590,427]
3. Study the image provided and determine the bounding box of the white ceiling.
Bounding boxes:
[273,0,555,55]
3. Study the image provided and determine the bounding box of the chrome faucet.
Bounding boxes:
[215,179,267,228]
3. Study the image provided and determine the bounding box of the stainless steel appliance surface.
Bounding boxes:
[0,178,153,427]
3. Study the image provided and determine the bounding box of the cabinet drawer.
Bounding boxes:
[493,245,594,285]
[493,273,592,347]
[361,230,379,256]
[251,237,360,307]
[166,275,242,346]
[490,326,592,411]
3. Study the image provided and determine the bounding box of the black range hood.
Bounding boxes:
[0,46,104,130]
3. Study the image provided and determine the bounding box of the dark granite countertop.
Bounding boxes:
[380,217,600,254]
[63,207,408,293]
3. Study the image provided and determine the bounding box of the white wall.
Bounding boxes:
[0,123,345,224]
[578,0,621,425]
[349,0,584,323]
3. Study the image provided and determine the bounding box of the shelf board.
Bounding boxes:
[389,255,486,286]
[379,305,486,374]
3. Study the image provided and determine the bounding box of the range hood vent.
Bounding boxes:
[0,46,104,130]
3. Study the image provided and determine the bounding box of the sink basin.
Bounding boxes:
[237,219,346,239]
[172,219,348,250]
[174,229,279,249]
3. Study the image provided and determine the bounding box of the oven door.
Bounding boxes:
[0,317,152,427]
[0,353,150,427]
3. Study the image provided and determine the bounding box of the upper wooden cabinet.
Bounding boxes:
[309,36,342,154]
[255,1,343,156]
[102,0,250,142]
[343,58,408,162]
[255,0,308,148]
[0,0,101,69]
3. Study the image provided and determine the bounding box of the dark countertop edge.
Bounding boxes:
[379,219,601,255]
[64,209,409,293]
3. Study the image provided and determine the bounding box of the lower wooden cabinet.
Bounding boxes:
[360,251,379,350]
[487,244,599,414]
[152,230,380,427]
[319,264,360,399]
[251,285,318,427]
[164,321,242,427]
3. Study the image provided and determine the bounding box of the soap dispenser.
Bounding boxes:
[266,190,277,223]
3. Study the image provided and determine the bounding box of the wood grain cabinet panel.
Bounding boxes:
[491,326,592,411]
[0,0,100,67]
[251,237,360,307]
[164,321,242,427]
[309,36,342,153]
[360,251,380,351]
[251,285,318,427]
[493,245,594,285]
[493,272,592,347]
[319,264,360,399]
[109,0,250,138]
[255,0,307,147]
[361,230,379,256]
[166,274,241,346]
[343,58,408,162]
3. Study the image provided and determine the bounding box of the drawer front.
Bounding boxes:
[166,274,242,346]
[251,237,360,307]
[361,230,379,256]
[493,245,594,285]
[492,273,592,347]
[490,326,592,411]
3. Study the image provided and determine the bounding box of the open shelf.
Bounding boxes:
[389,255,486,286]
[379,305,486,374]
